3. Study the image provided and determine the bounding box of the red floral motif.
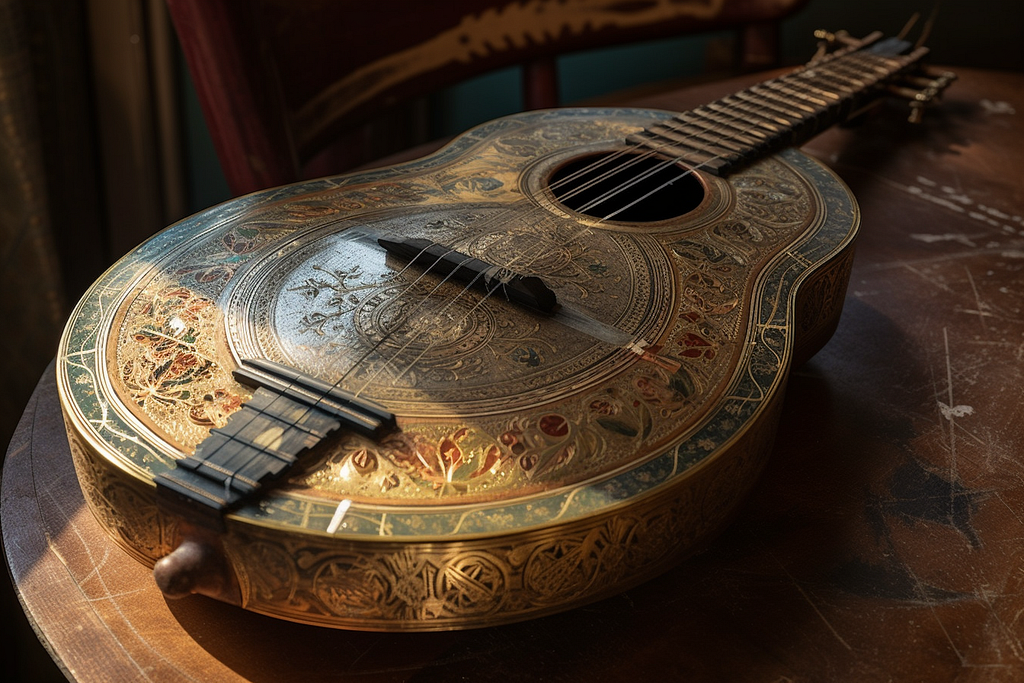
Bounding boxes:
[538,414,569,438]
[380,427,507,485]
[439,427,469,470]
[678,332,716,360]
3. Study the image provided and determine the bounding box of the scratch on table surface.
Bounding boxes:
[992,494,1024,536]
[941,328,962,516]
[903,559,968,666]
[774,555,852,651]
[874,174,1024,237]
[902,262,956,293]
[975,582,1024,664]
[36,472,202,682]
[964,266,988,332]
[911,233,978,247]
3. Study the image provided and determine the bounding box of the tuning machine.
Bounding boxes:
[888,70,957,122]
[810,29,864,62]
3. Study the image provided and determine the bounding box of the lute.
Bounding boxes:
[58,30,954,630]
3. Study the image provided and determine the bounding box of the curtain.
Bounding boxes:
[0,0,66,447]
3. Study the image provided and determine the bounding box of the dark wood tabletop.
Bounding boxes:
[4,66,1024,682]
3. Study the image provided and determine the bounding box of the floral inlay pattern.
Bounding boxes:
[116,284,247,449]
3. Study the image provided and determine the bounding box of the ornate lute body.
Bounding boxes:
[58,32,952,630]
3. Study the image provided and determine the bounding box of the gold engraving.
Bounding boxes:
[58,107,859,630]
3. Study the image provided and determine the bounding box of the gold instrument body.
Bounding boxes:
[58,107,858,630]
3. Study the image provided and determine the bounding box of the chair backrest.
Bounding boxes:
[166,0,810,196]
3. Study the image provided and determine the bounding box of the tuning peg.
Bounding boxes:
[887,70,957,122]
[810,29,861,61]
[813,29,861,47]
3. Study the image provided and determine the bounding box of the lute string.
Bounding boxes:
[209,107,766,497]
[351,45,919,391]
[208,46,910,500]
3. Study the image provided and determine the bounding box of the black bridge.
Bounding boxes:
[154,358,394,525]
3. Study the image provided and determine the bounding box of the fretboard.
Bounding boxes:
[628,34,929,176]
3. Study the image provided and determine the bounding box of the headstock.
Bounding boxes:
[810,20,956,123]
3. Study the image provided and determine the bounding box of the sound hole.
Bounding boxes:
[548,151,705,222]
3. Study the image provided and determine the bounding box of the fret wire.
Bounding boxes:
[831,51,891,77]
[675,112,771,161]
[775,79,848,120]
[693,105,783,145]
[821,60,876,89]
[844,52,900,78]
[652,122,748,153]
[684,105,775,138]
[658,134,741,162]
[747,84,817,115]
[708,103,789,149]
[631,38,925,178]
[195,397,320,492]
[650,119,746,153]
[745,85,819,116]
[754,82,827,112]
[727,92,805,126]
[198,422,283,489]
[726,91,819,147]
[803,63,866,91]
[681,112,770,146]
[773,75,840,103]
[675,103,781,151]
[792,70,852,99]
[717,95,792,127]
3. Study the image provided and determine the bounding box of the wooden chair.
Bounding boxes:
[166,0,811,197]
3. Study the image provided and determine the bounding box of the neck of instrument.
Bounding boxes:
[629,33,929,176]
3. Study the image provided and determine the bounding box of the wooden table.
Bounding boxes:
[5,66,1024,682]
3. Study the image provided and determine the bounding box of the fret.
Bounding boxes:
[713,97,787,130]
[705,106,788,154]
[751,83,825,114]
[661,143,728,169]
[661,134,742,164]
[624,131,732,174]
[790,70,852,99]
[648,120,747,153]
[864,52,905,70]
[625,131,725,164]
[769,80,844,125]
[675,110,775,164]
[845,52,900,78]
[817,61,874,89]
[737,87,814,120]
[776,78,854,121]
[772,77,839,104]
[725,94,805,129]
[679,110,772,147]
[686,105,782,147]
[627,98,787,175]
[801,64,865,90]
[650,121,749,154]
